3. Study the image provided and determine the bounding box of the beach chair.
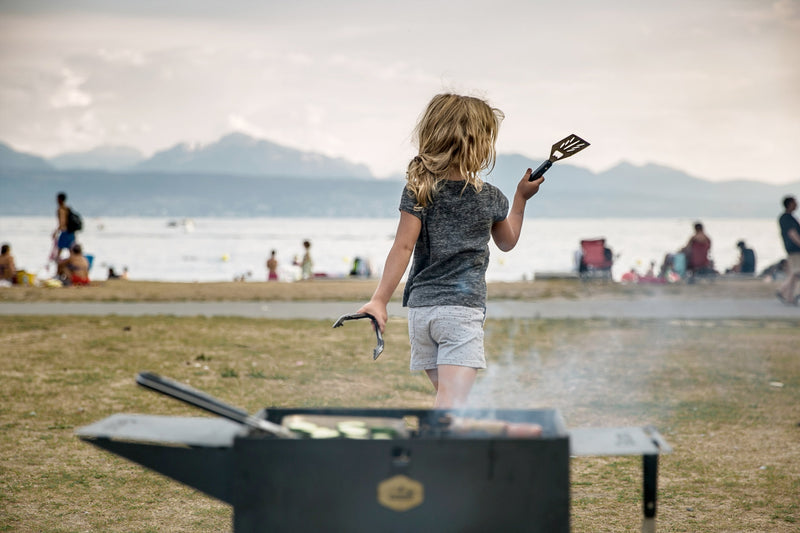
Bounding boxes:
[578,238,613,280]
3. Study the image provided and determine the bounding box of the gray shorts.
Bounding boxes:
[408,306,487,371]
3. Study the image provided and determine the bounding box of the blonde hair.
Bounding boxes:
[406,93,504,208]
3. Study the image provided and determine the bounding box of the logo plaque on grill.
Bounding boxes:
[377,475,424,511]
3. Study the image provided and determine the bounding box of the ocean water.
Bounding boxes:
[0,216,787,283]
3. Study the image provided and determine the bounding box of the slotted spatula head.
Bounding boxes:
[549,134,590,162]
[529,133,591,181]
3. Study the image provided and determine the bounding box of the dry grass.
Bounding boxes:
[476,318,800,532]
[1,279,798,532]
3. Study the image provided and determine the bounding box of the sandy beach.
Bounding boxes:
[0,276,787,302]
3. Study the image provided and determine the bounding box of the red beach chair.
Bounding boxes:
[579,238,613,280]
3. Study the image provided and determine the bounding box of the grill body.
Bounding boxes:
[79,407,571,532]
[236,408,570,532]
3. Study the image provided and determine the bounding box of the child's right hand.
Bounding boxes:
[356,300,387,333]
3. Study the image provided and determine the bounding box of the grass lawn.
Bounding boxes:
[1,311,798,532]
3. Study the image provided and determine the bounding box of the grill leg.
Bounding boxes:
[642,454,658,533]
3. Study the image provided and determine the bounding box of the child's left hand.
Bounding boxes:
[516,168,544,200]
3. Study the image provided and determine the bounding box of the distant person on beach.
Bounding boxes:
[349,256,372,278]
[638,260,663,283]
[107,266,127,280]
[659,253,682,282]
[659,254,672,277]
[233,271,252,282]
[300,240,313,280]
[0,243,17,285]
[52,192,77,259]
[356,93,545,409]
[682,221,714,278]
[57,244,90,286]
[267,249,279,281]
[621,268,639,283]
[760,259,788,282]
[776,195,800,305]
[727,240,756,275]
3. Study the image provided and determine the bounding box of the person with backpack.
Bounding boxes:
[52,192,82,259]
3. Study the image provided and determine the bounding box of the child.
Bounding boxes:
[357,93,544,408]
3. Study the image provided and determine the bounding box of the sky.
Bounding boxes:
[0,0,798,184]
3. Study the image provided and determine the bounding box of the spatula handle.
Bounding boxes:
[529,160,552,181]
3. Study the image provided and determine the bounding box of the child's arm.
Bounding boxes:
[491,168,544,252]
[357,211,421,332]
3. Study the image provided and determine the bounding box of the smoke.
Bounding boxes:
[468,318,678,428]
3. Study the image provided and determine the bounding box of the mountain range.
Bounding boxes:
[9,132,373,178]
[0,134,797,218]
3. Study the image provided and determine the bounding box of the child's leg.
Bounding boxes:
[425,368,439,391]
[429,365,478,408]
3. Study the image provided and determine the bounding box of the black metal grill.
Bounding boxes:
[76,375,670,532]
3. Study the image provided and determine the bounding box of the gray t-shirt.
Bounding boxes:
[400,180,509,308]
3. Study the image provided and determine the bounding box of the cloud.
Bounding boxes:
[96,48,146,66]
[49,68,92,108]
[227,114,267,138]
[0,1,797,183]
[774,0,800,22]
